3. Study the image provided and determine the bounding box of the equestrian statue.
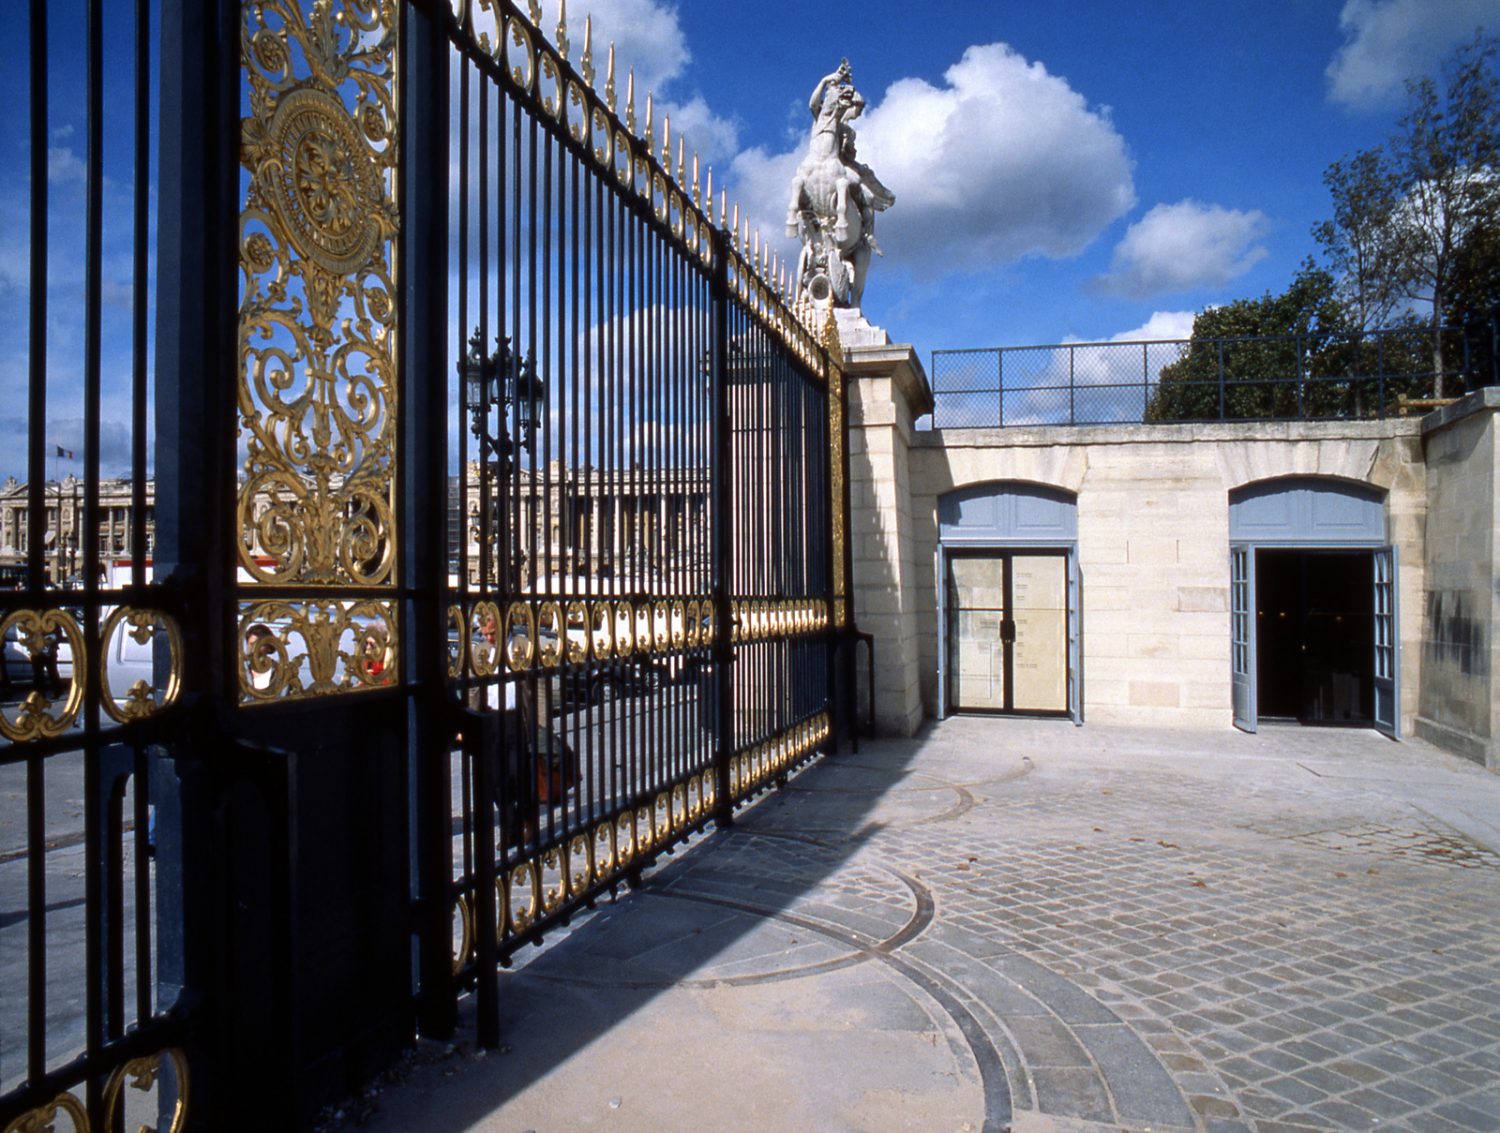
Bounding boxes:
[785,59,895,310]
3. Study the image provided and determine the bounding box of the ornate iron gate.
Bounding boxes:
[4,2,853,1129]
[425,0,851,1045]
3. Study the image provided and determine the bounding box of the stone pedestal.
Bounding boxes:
[839,310,933,737]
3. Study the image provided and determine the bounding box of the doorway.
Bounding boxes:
[1228,476,1398,736]
[945,550,1069,715]
[1256,549,1374,724]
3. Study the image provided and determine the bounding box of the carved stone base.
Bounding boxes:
[834,307,891,348]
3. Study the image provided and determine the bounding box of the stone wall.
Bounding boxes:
[1416,390,1500,768]
[908,421,1428,731]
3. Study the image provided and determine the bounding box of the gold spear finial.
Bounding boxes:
[604,42,616,110]
[677,137,686,184]
[645,91,655,151]
[719,189,727,228]
[661,113,671,166]
[528,1,542,26]
[692,152,701,206]
[556,0,569,60]
[581,16,595,84]
[626,69,636,132]
[731,201,739,244]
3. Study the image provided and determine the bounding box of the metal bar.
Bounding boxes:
[710,227,733,825]
[26,0,47,591]
[130,0,150,588]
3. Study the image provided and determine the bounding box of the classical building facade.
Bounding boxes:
[0,475,155,586]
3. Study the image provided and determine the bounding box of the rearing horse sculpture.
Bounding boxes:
[785,60,894,310]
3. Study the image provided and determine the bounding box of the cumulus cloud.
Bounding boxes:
[1327,0,1498,108]
[1094,200,1268,299]
[730,42,1135,279]
[1108,310,1196,342]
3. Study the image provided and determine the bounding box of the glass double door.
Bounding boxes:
[945,550,1069,715]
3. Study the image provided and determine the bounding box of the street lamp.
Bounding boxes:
[460,328,543,466]
[458,327,544,583]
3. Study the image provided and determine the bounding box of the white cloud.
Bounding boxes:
[48,145,86,185]
[1095,200,1268,299]
[1327,0,1499,108]
[1108,310,1196,342]
[731,44,1135,279]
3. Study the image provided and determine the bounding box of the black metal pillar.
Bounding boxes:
[402,0,458,1042]
[154,0,242,1128]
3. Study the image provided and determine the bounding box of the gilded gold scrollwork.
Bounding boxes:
[447,603,466,678]
[100,608,184,725]
[506,14,536,91]
[508,860,538,934]
[567,833,592,896]
[505,601,535,672]
[540,846,564,913]
[564,601,589,664]
[0,609,86,742]
[670,600,686,649]
[613,601,634,658]
[2,1090,88,1133]
[239,1,400,596]
[653,792,671,841]
[593,820,616,880]
[615,812,635,865]
[100,1047,190,1133]
[238,600,397,702]
[470,600,501,676]
[683,599,699,649]
[634,604,652,655]
[536,601,562,669]
[590,600,613,661]
[453,893,474,975]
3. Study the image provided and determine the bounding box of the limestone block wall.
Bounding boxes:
[908,421,1427,731]
[1417,390,1500,768]
[845,346,930,736]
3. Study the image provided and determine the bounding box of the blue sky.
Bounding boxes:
[576,0,1499,350]
[2,0,1496,489]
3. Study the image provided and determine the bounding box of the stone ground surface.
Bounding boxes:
[330,718,1500,1133]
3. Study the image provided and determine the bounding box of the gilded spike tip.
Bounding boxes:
[581,17,594,85]
[692,153,701,205]
[626,69,636,133]
[661,113,671,166]
[556,0,569,60]
[604,42,616,109]
[677,138,686,185]
[645,91,655,151]
[719,189,727,228]
[528,1,542,26]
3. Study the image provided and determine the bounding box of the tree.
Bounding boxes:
[1317,33,1500,396]
[1147,266,1356,421]
[1313,149,1404,332]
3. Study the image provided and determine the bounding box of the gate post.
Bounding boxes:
[402,0,457,1042]
[710,229,736,826]
[154,0,243,1127]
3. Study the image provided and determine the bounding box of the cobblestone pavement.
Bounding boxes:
[349,719,1500,1133]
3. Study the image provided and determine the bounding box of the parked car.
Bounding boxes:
[553,659,662,714]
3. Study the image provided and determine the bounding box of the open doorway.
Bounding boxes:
[1256,549,1374,725]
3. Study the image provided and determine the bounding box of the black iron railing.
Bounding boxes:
[928,319,1499,429]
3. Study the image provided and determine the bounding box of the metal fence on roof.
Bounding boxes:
[927,319,1499,429]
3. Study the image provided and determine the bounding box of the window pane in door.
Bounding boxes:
[948,556,1007,710]
[1012,554,1067,711]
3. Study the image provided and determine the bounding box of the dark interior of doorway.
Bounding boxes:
[1256,548,1374,725]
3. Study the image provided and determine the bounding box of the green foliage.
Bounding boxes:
[1315,33,1500,393]
[1145,266,1435,422]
